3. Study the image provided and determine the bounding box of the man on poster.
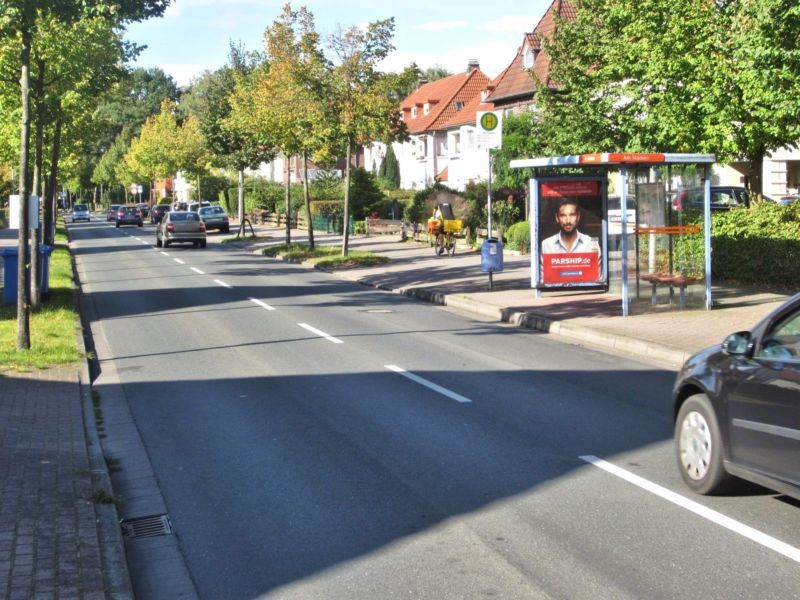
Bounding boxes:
[540,197,601,283]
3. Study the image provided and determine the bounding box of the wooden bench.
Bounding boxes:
[640,273,702,309]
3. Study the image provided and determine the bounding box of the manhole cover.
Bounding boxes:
[121,514,173,539]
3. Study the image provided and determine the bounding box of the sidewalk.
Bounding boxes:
[0,219,794,598]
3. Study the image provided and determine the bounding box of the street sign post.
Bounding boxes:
[476,110,503,291]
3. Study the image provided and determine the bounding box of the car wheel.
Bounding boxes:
[116,222,120,228]
[675,393,733,495]
[200,240,207,248]
[156,236,162,248]
[163,239,169,248]
[223,226,230,233]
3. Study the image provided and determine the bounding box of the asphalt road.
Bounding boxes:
[70,218,800,600]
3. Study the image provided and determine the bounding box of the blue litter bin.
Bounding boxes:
[2,247,17,305]
[2,245,54,304]
[481,238,504,273]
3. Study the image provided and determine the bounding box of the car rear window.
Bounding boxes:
[74,204,87,211]
[170,212,200,221]
[200,207,224,215]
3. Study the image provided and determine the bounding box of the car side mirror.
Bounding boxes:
[722,331,751,356]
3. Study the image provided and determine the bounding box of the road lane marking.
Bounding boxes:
[580,455,800,564]
[298,323,343,344]
[173,258,185,265]
[385,365,472,403]
[190,267,205,275]
[160,251,169,256]
[213,279,232,289]
[248,297,276,311]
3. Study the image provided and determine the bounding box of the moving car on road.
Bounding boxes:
[115,205,143,228]
[156,211,207,248]
[673,292,800,500]
[198,205,230,233]
[70,204,91,223]
[150,203,170,224]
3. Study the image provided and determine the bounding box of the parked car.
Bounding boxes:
[70,204,91,223]
[769,194,800,206]
[673,292,800,500]
[106,204,121,221]
[671,186,750,211]
[150,204,170,224]
[197,205,230,233]
[156,211,207,248]
[115,205,143,228]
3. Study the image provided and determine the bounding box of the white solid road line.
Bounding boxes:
[385,365,472,403]
[174,258,185,265]
[248,297,276,311]
[190,267,205,275]
[580,455,800,564]
[298,323,344,344]
[213,279,232,289]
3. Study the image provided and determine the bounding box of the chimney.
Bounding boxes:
[467,59,479,73]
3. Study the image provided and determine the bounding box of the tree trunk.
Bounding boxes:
[284,153,291,245]
[745,154,764,197]
[45,118,62,247]
[16,30,32,350]
[342,141,352,256]
[237,168,245,236]
[302,151,314,250]
[30,60,45,310]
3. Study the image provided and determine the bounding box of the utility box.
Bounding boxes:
[481,238,504,273]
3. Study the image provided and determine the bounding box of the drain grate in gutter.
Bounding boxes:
[121,514,173,539]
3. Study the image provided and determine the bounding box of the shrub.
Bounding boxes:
[505,221,530,253]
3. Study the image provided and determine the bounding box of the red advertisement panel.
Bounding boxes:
[542,253,601,284]
[540,180,600,197]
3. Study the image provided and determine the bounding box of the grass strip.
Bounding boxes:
[261,243,389,269]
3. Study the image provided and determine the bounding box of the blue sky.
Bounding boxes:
[124,0,554,87]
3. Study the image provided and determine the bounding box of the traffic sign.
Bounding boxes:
[476,111,502,149]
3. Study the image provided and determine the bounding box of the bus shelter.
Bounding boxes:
[509,153,716,316]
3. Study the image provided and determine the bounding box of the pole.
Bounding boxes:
[487,150,493,239]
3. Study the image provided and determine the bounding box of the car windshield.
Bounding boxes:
[199,207,224,216]
[170,212,199,221]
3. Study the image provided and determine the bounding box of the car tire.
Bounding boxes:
[156,236,162,248]
[116,222,120,228]
[223,226,230,233]
[675,393,734,495]
[138,222,143,227]
[200,240,207,248]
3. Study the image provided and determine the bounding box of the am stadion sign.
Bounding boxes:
[476,111,502,149]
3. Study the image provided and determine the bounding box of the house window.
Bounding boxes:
[454,101,464,111]
[523,47,536,69]
[411,106,418,118]
[424,102,430,115]
[450,132,461,155]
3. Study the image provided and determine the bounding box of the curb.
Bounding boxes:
[68,230,135,599]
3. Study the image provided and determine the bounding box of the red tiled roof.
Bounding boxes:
[485,0,576,103]
[435,166,448,182]
[401,67,491,134]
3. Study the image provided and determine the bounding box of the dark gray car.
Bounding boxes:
[198,205,230,233]
[673,292,800,500]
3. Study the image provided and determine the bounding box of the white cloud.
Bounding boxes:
[479,15,538,34]
[414,20,468,32]
[156,62,218,87]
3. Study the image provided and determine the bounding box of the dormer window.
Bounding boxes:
[523,46,536,69]
[411,106,418,118]
[424,102,430,115]
[454,101,464,111]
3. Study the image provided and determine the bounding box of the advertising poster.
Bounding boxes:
[537,179,606,288]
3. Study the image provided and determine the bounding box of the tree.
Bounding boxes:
[124,99,181,197]
[0,0,170,350]
[327,17,407,255]
[536,0,800,195]
[378,143,400,189]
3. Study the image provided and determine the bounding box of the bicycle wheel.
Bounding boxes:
[435,232,445,255]
[447,234,456,256]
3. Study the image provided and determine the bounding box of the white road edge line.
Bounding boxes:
[173,258,185,265]
[248,297,276,311]
[298,323,343,344]
[213,279,232,289]
[190,267,205,275]
[385,365,472,404]
[580,455,800,564]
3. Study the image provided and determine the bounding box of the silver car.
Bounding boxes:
[70,204,91,223]
[156,211,207,248]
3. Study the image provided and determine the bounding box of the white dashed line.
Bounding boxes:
[213,279,232,289]
[190,267,205,275]
[580,455,800,564]
[298,323,343,344]
[160,251,169,256]
[384,365,472,403]
[173,258,185,265]
[248,297,276,311]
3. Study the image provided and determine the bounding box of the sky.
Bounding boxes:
[124,0,554,87]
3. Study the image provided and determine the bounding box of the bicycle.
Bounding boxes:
[434,229,456,256]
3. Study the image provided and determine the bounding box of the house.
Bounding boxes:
[392,60,492,190]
